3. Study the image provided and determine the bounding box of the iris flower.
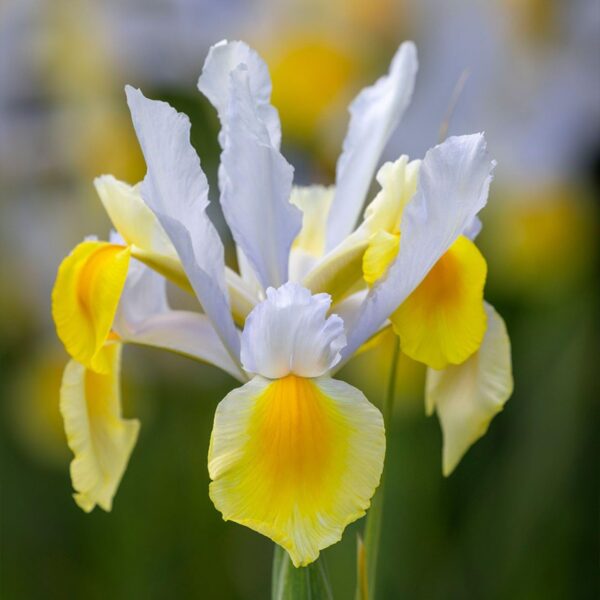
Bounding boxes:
[52,39,512,566]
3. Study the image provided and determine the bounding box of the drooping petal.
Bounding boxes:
[241,282,346,379]
[391,236,488,369]
[198,39,281,148]
[426,303,513,476]
[125,86,241,364]
[344,134,495,359]
[326,42,418,250]
[114,261,246,382]
[60,343,139,512]
[217,65,301,289]
[52,240,131,373]
[208,374,385,567]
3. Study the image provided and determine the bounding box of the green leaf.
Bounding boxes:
[271,545,334,600]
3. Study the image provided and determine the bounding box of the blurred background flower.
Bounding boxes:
[0,0,597,598]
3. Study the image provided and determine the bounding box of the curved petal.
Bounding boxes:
[326,42,418,250]
[391,236,487,369]
[94,175,190,291]
[114,260,246,382]
[60,343,139,512]
[344,134,496,359]
[426,303,513,476]
[125,86,241,365]
[94,175,176,261]
[198,39,281,148]
[217,66,301,289]
[208,375,385,567]
[52,240,130,373]
[241,282,346,379]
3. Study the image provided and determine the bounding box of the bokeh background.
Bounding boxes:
[1,0,598,598]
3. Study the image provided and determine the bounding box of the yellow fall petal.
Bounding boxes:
[60,343,140,512]
[52,240,131,373]
[391,236,487,369]
[209,375,385,567]
[362,230,400,285]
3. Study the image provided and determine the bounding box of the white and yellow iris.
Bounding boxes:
[50,38,512,567]
[210,283,384,566]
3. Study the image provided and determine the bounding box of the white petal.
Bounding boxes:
[426,303,513,476]
[125,86,241,364]
[217,66,301,289]
[464,215,483,240]
[344,134,496,358]
[114,261,246,381]
[326,42,418,250]
[198,39,281,149]
[241,282,346,379]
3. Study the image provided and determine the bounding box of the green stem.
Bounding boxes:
[361,336,400,600]
[272,545,333,599]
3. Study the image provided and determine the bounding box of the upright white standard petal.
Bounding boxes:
[125,86,241,364]
[114,261,246,382]
[344,134,496,358]
[216,66,301,289]
[426,303,513,476]
[326,42,418,250]
[240,282,346,379]
[198,39,281,148]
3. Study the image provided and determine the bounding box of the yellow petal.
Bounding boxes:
[426,303,513,475]
[209,375,385,567]
[391,235,487,369]
[52,241,131,373]
[60,343,140,512]
[290,185,335,258]
[362,230,400,285]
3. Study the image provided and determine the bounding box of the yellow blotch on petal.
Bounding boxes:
[52,240,131,373]
[209,375,385,567]
[391,236,487,369]
[60,343,140,512]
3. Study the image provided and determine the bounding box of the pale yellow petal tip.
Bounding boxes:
[60,346,140,514]
[208,375,385,567]
[52,241,131,373]
[429,303,513,477]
